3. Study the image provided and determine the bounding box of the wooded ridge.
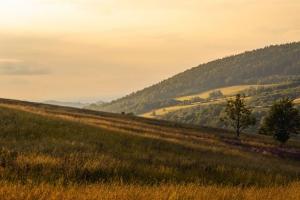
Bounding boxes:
[86,42,300,115]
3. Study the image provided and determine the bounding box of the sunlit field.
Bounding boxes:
[1,181,300,200]
[140,105,195,118]
[140,85,274,118]
[294,98,300,104]
[175,84,273,101]
[0,98,299,199]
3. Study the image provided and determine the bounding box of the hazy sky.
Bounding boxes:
[1,0,300,102]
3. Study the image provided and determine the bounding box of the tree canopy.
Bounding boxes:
[219,94,257,137]
[259,97,300,143]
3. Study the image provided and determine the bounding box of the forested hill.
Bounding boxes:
[86,42,300,114]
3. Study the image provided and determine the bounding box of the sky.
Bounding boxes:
[1,0,300,102]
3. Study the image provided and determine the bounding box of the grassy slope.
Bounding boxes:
[140,84,270,118]
[140,105,195,118]
[0,98,300,199]
[175,85,262,101]
[294,98,300,104]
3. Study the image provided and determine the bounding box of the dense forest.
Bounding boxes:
[86,42,300,115]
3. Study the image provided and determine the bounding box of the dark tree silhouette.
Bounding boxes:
[259,97,300,144]
[220,94,257,137]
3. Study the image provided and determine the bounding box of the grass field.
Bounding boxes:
[139,99,226,118]
[0,98,299,199]
[294,98,300,104]
[175,84,272,101]
[140,105,195,118]
[1,181,300,199]
[141,85,272,118]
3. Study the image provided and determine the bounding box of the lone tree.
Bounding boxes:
[219,94,257,137]
[152,110,157,116]
[259,97,300,144]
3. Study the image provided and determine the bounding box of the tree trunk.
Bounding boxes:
[237,130,240,138]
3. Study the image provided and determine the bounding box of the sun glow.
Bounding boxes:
[0,0,76,31]
[1,0,29,17]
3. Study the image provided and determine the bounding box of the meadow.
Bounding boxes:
[0,98,299,199]
[140,105,195,118]
[174,85,269,101]
[140,85,264,118]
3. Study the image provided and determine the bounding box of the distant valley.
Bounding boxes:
[43,100,105,108]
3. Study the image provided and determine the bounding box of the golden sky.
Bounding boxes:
[1,0,300,102]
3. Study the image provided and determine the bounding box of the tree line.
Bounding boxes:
[220,94,300,144]
[157,79,300,131]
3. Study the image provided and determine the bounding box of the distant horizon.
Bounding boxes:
[41,94,125,104]
[0,94,124,104]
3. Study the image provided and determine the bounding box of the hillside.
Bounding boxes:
[0,98,300,198]
[140,84,274,118]
[86,42,300,115]
[43,100,91,108]
[157,79,300,133]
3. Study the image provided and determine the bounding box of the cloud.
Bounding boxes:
[0,60,51,75]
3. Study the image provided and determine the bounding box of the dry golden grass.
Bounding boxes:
[175,84,273,101]
[0,181,299,200]
[0,98,299,199]
[140,85,273,118]
[140,105,195,118]
[294,98,300,104]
